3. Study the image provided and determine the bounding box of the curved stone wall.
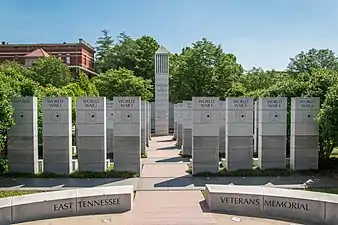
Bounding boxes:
[0,185,133,224]
[205,184,338,224]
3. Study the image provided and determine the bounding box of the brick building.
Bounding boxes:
[0,39,97,77]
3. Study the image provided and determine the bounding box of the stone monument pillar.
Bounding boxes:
[76,97,107,172]
[182,101,193,156]
[173,104,178,140]
[154,46,169,135]
[151,102,155,134]
[169,102,174,133]
[148,102,152,140]
[290,97,320,170]
[145,101,149,147]
[106,100,114,158]
[176,103,183,148]
[141,101,147,154]
[219,101,226,156]
[192,97,220,175]
[225,97,254,171]
[258,97,287,169]
[113,97,141,173]
[7,97,38,173]
[42,97,72,174]
[253,100,259,156]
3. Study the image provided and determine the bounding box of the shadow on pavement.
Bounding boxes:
[156,146,177,150]
[156,157,190,163]
[0,178,134,188]
[153,175,323,188]
[199,200,210,213]
[157,139,175,143]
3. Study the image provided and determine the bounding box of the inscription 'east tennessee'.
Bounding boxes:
[83,99,99,108]
[198,99,214,107]
[220,196,309,211]
[53,198,121,212]
[47,99,64,108]
[118,99,135,108]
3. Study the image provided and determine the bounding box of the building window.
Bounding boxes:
[66,54,70,64]
[84,57,87,66]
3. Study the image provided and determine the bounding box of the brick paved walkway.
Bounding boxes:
[17,135,301,225]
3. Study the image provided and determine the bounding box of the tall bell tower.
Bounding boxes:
[154,46,169,135]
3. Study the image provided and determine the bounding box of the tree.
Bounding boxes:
[93,68,153,100]
[170,38,243,102]
[287,49,338,74]
[317,82,338,159]
[95,29,114,73]
[28,57,72,88]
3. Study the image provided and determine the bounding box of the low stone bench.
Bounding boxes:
[0,185,133,224]
[205,184,338,224]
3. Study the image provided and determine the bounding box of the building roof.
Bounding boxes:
[156,45,169,54]
[24,48,50,58]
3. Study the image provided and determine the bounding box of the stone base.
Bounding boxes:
[141,128,146,154]
[173,122,177,139]
[182,128,192,156]
[43,136,72,174]
[113,136,141,174]
[177,124,183,147]
[225,136,253,171]
[258,136,286,169]
[77,136,107,172]
[290,135,319,170]
[219,126,225,155]
[7,136,38,174]
[192,136,219,175]
[107,129,114,155]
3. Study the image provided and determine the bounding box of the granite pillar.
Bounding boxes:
[141,101,147,154]
[148,102,152,140]
[258,97,287,169]
[151,102,155,134]
[76,97,107,172]
[219,101,226,156]
[169,102,174,133]
[182,101,192,156]
[155,46,170,135]
[7,97,38,174]
[42,97,72,174]
[173,104,178,140]
[253,100,259,156]
[192,97,220,175]
[145,102,149,147]
[106,100,114,158]
[225,97,254,171]
[113,97,141,173]
[290,97,320,170]
[176,103,183,148]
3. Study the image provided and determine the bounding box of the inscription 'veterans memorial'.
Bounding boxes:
[219,196,309,211]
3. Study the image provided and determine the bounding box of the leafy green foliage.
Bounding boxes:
[28,57,73,88]
[93,68,153,100]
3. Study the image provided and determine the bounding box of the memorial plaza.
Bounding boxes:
[1,46,338,224]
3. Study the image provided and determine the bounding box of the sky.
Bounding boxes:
[1,0,338,70]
